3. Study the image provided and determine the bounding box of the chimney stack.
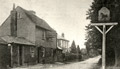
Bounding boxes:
[62,33,64,38]
[13,3,15,10]
[10,3,17,37]
[29,10,36,14]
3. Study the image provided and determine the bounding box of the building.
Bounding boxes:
[57,33,69,53]
[0,5,57,68]
[0,36,36,68]
[55,33,69,61]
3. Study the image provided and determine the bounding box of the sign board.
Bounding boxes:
[98,7,110,22]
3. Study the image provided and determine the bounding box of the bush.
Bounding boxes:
[65,53,82,61]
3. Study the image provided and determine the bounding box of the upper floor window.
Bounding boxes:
[42,30,46,40]
[58,40,62,46]
[17,12,22,19]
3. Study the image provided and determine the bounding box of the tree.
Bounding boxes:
[77,45,81,54]
[85,25,102,54]
[86,0,120,66]
[81,48,88,60]
[76,45,82,60]
[70,40,77,53]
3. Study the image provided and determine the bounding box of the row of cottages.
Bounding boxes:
[55,33,69,62]
[0,5,57,68]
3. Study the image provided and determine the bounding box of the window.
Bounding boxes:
[51,49,53,57]
[17,12,22,19]
[47,38,53,42]
[30,47,35,58]
[45,48,53,57]
[58,40,61,46]
[42,30,46,40]
[42,48,45,57]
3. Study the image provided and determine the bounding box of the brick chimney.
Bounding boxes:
[29,10,36,14]
[62,33,64,38]
[10,4,17,37]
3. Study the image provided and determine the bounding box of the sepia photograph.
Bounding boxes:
[0,0,120,69]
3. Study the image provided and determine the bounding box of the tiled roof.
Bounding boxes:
[0,36,35,45]
[0,38,7,44]
[0,6,56,48]
[16,6,55,31]
[57,35,69,41]
[16,6,57,48]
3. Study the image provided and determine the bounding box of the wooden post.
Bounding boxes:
[18,46,20,66]
[22,46,24,65]
[91,23,118,69]
[102,25,106,69]
[11,45,13,67]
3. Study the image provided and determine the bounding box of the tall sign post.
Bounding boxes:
[90,7,118,69]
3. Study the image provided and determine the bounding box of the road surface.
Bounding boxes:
[12,56,101,69]
[48,56,100,69]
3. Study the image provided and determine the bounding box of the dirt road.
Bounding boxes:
[12,56,101,69]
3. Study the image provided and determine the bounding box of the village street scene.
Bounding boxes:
[1,0,120,69]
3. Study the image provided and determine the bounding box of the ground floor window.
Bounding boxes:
[30,47,35,58]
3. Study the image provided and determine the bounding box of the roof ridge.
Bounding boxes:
[16,6,56,31]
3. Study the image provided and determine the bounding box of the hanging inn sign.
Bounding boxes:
[98,7,110,22]
[90,7,118,69]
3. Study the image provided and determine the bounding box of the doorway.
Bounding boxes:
[37,47,45,63]
[19,46,23,66]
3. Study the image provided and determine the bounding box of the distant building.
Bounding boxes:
[54,33,69,61]
[57,33,69,53]
[0,5,57,68]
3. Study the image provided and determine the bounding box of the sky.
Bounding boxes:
[0,0,93,49]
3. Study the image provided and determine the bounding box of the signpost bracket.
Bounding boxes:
[105,25,114,34]
[95,26,103,34]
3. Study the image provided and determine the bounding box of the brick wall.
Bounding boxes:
[0,44,11,69]
[24,46,37,65]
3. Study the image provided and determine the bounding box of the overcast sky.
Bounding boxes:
[0,0,93,49]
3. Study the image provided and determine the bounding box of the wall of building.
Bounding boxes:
[57,39,69,53]
[17,9,36,44]
[12,45,19,67]
[35,27,45,46]
[11,44,37,67]
[0,16,11,36]
[0,8,36,44]
[35,27,57,48]
[44,48,54,63]
[37,47,55,63]
[57,40,68,48]
[49,33,57,48]
[0,44,11,69]
[54,49,63,62]
[24,46,37,65]
[36,27,57,63]
[0,40,37,67]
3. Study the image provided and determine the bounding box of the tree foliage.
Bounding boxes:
[85,0,120,52]
[77,45,81,54]
[70,40,77,53]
